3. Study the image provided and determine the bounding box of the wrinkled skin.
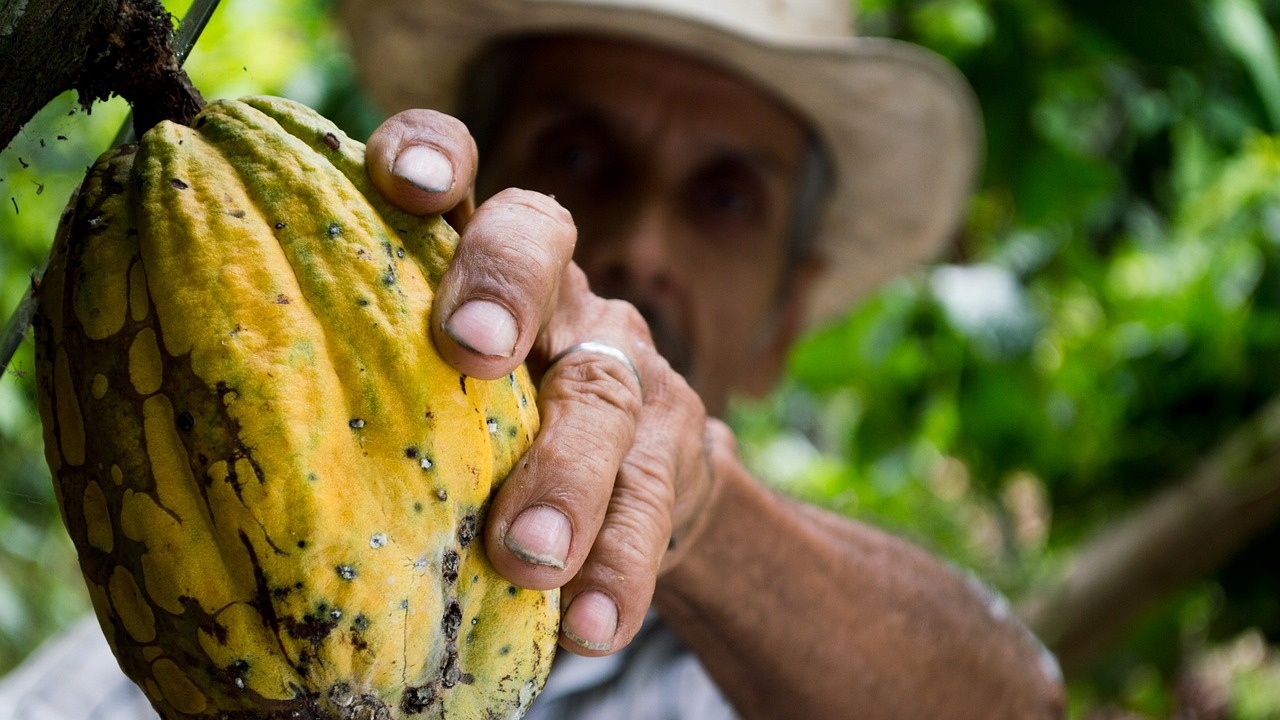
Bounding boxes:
[365,36,1066,720]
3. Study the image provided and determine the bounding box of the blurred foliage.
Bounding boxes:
[2,0,1280,717]
[738,0,1280,715]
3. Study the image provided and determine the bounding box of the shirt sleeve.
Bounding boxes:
[523,614,740,720]
[0,613,736,720]
[0,616,156,720]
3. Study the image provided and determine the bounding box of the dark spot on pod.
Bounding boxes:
[457,512,477,548]
[400,685,436,714]
[335,564,357,581]
[329,683,353,708]
[436,488,447,501]
[228,209,246,218]
[287,610,339,645]
[382,268,396,286]
[323,132,341,150]
[352,614,370,632]
[442,550,459,584]
[170,178,188,190]
[175,411,195,432]
[356,297,370,307]
[459,375,467,394]
[274,221,287,230]
[507,585,518,596]
[349,418,365,430]
[396,247,405,258]
[327,222,342,237]
[441,654,461,688]
[275,294,290,305]
[413,501,423,513]
[405,447,418,459]
[499,645,511,656]
[508,425,518,438]
[442,600,462,641]
[212,657,251,690]
[229,659,249,689]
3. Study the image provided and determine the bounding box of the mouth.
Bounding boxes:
[627,299,694,380]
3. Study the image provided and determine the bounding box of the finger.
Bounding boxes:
[483,318,647,590]
[431,189,577,379]
[365,108,477,217]
[659,416,732,576]
[552,355,707,654]
[559,379,702,655]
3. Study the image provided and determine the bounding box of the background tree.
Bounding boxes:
[3,0,1280,716]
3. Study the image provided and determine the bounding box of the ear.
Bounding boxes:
[737,254,828,398]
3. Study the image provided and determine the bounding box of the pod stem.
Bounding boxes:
[73,0,206,135]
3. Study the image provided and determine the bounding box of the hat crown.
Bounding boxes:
[532,0,855,39]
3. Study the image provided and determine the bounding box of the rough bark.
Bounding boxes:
[0,0,201,151]
[1019,395,1280,677]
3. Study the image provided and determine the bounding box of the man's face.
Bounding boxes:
[477,37,816,415]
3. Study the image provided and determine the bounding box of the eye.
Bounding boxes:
[531,118,616,189]
[687,160,769,230]
[549,136,600,176]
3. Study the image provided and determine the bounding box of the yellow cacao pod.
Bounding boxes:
[32,96,558,719]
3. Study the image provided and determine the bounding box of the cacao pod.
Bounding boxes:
[32,96,558,719]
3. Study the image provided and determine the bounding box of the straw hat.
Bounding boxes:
[339,0,982,325]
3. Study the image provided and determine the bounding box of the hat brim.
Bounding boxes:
[340,0,982,326]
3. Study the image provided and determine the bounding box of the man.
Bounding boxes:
[0,0,1065,717]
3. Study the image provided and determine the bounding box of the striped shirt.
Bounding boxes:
[0,614,738,720]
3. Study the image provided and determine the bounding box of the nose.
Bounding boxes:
[578,203,678,300]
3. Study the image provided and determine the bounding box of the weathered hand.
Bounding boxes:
[366,110,722,655]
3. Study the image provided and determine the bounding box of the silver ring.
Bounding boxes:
[547,341,643,393]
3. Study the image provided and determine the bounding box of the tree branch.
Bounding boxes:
[1019,395,1280,677]
[0,0,116,149]
[0,0,201,152]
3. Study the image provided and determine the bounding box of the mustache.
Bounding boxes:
[622,298,694,380]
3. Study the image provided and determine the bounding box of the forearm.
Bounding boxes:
[654,458,1065,720]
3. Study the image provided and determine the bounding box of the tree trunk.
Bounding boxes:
[0,0,200,152]
[1019,395,1280,677]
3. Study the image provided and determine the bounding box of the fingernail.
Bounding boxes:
[445,300,517,358]
[563,591,618,652]
[393,145,454,193]
[505,505,570,569]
